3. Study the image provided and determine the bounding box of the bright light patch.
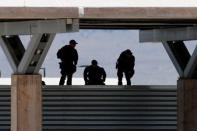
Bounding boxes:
[0,0,197,7]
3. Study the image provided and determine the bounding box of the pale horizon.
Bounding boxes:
[0,0,197,7]
[0,77,177,85]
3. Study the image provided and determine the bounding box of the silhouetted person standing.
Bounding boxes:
[57,40,78,85]
[116,49,135,85]
[84,60,106,85]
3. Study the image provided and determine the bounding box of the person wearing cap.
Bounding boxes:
[83,60,106,85]
[116,49,135,85]
[57,39,78,85]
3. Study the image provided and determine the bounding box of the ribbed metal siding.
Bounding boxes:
[0,85,177,131]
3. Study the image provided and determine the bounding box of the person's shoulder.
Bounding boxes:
[120,51,127,56]
[99,66,105,70]
[74,48,78,52]
[65,45,70,48]
[131,54,135,58]
[120,51,125,55]
[100,66,104,69]
[60,45,68,49]
[85,65,91,69]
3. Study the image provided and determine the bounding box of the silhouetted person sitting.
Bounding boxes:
[84,60,106,85]
[57,39,78,85]
[116,49,135,85]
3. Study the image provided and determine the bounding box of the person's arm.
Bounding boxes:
[83,67,88,84]
[116,54,122,69]
[102,68,106,82]
[131,55,135,69]
[74,50,78,65]
[116,57,120,69]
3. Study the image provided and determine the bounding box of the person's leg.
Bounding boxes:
[100,81,105,85]
[87,80,95,85]
[117,69,123,85]
[85,80,89,85]
[59,71,66,85]
[67,74,73,85]
[125,71,132,85]
[97,80,105,85]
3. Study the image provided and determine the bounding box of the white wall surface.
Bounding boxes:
[0,0,197,7]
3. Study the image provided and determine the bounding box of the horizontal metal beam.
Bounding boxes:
[1,8,197,29]
[0,19,79,35]
[80,21,194,29]
[0,7,78,19]
[1,7,197,29]
[139,27,197,42]
[83,7,197,20]
[80,7,197,29]
[1,7,197,21]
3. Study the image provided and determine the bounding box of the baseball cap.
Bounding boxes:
[69,39,78,45]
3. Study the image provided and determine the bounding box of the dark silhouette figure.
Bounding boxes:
[116,49,135,85]
[84,60,106,85]
[57,40,78,85]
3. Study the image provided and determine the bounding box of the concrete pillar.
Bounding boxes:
[177,79,197,131]
[11,75,42,131]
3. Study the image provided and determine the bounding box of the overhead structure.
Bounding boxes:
[140,27,197,131]
[0,14,79,131]
[140,27,197,78]
[0,7,197,29]
[0,1,196,131]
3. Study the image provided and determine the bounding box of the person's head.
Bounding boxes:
[91,60,98,66]
[125,49,132,54]
[69,39,78,48]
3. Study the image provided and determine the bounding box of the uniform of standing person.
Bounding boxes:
[57,40,78,85]
[83,60,106,85]
[116,49,135,85]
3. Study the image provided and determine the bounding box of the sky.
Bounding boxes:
[2,29,195,85]
[0,2,196,85]
[0,0,197,7]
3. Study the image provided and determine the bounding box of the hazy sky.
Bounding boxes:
[0,0,197,7]
[0,30,179,85]
[0,30,196,85]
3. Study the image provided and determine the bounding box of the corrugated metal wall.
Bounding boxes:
[0,85,177,131]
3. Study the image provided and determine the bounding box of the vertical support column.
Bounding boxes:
[11,75,42,131]
[177,79,197,131]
